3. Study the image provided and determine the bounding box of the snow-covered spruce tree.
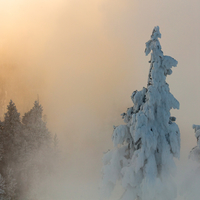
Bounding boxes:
[101,26,180,200]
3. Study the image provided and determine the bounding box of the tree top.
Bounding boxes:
[151,26,161,40]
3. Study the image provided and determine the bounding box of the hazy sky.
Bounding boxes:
[0,0,200,199]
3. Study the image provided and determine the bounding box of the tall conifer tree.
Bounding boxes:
[22,101,51,149]
[3,100,22,163]
[101,27,180,200]
[1,100,23,199]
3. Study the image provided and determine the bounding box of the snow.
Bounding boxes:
[112,125,132,147]
[101,26,180,200]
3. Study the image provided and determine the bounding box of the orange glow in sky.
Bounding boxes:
[1,0,200,199]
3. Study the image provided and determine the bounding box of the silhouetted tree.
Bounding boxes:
[0,100,24,199]
[22,101,51,149]
[0,100,58,199]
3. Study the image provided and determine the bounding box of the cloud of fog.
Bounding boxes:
[0,0,137,141]
[0,0,139,199]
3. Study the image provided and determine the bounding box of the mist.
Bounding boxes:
[0,0,200,199]
[0,1,137,199]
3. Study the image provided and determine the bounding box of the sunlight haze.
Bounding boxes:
[0,0,199,199]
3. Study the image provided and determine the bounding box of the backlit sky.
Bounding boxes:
[0,0,200,199]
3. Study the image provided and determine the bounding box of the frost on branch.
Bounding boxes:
[101,26,180,200]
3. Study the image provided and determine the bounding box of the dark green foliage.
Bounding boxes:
[0,100,58,199]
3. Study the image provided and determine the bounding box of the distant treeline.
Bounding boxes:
[0,100,59,200]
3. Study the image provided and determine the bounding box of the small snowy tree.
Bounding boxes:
[180,125,200,200]
[188,125,200,162]
[101,26,180,200]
